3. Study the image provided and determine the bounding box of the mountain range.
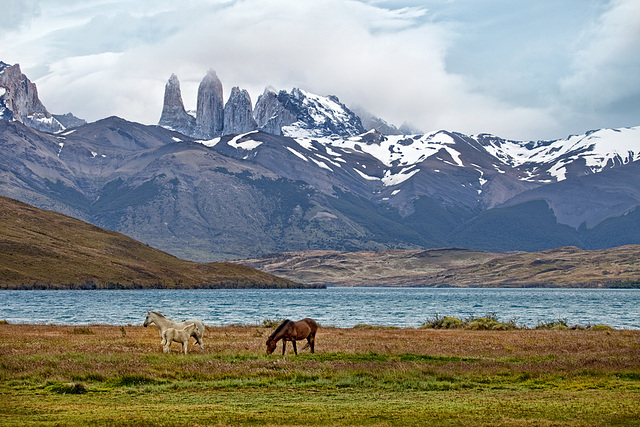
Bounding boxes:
[1,62,639,262]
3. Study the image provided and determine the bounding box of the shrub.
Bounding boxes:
[421,313,463,329]
[421,313,517,330]
[441,317,463,329]
[262,318,285,328]
[466,317,500,330]
[535,318,568,330]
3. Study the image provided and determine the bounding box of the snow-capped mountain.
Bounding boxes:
[160,72,365,139]
[207,124,640,219]
[1,63,639,260]
[276,88,365,138]
[478,127,640,182]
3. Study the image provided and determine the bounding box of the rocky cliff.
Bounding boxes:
[223,86,257,135]
[160,72,367,139]
[158,73,196,136]
[0,62,64,133]
[253,87,297,135]
[195,70,224,138]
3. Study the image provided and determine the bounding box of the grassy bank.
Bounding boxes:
[1,323,639,426]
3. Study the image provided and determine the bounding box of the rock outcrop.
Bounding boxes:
[158,74,196,136]
[253,87,297,136]
[195,70,224,139]
[0,61,64,133]
[53,113,86,129]
[223,87,257,135]
[159,71,367,139]
[279,88,365,137]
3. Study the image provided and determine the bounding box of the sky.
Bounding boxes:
[1,0,639,141]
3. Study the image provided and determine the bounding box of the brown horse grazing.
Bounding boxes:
[266,318,318,355]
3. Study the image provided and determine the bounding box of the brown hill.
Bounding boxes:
[239,246,640,288]
[0,195,303,289]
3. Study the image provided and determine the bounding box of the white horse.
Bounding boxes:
[163,323,198,355]
[143,311,205,349]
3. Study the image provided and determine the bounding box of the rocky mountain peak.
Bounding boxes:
[223,86,257,135]
[195,69,224,138]
[253,87,297,136]
[0,62,63,133]
[159,73,196,136]
[158,71,386,139]
[275,88,366,138]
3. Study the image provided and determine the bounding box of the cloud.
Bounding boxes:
[0,0,636,140]
[1,0,41,30]
[561,0,640,110]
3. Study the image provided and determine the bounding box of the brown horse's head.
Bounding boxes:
[266,337,277,354]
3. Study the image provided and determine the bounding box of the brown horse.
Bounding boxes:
[266,318,318,355]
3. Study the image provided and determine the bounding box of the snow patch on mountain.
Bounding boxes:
[195,137,221,148]
[286,146,308,162]
[227,131,261,150]
[480,126,640,181]
[382,167,420,186]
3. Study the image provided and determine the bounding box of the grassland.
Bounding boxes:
[1,323,639,426]
[0,195,305,289]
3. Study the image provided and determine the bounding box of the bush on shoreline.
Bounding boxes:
[420,313,613,331]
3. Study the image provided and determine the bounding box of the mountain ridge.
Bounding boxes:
[0,62,638,263]
[235,245,640,288]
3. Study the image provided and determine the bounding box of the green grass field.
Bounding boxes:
[1,323,639,426]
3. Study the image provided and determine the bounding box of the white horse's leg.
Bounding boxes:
[199,324,205,348]
[182,340,188,355]
[163,342,170,354]
[195,334,204,349]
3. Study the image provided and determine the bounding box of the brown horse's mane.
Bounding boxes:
[269,319,291,339]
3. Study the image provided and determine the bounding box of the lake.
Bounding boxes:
[1,287,638,329]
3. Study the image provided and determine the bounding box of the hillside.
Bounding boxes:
[239,246,640,288]
[0,195,305,289]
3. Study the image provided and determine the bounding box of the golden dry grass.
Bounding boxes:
[0,195,301,289]
[1,323,639,426]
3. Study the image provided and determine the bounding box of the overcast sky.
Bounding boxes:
[1,0,638,140]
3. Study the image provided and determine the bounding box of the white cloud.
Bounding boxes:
[1,0,41,30]
[561,0,640,109]
[0,0,637,141]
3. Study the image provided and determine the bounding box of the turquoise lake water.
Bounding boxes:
[1,287,638,329]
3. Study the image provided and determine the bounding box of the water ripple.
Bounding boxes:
[0,288,638,329]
